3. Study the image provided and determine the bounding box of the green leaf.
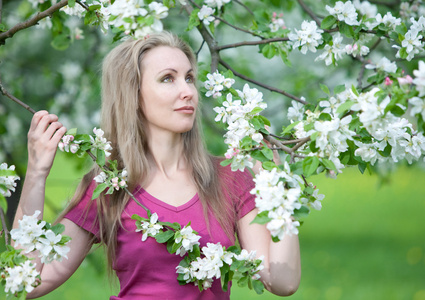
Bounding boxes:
[88,4,101,11]
[281,121,300,135]
[96,148,106,166]
[262,161,277,170]
[92,183,108,199]
[378,143,392,157]
[251,211,272,225]
[334,84,346,94]
[237,276,249,287]
[252,279,265,294]
[293,206,310,218]
[339,22,354,38]
[0,195,7,213]
[51,34,71,51]
[68,0,75,7]
[186,9,200,31]
[258,115,271,127]
[321,15,337,30]
[0,169,16,177]
[320,84,330,95]
[261,44,276,59]
[336,100,355,115]
[50,223,65,235]
[302,156,320,177]
[155,230,174,243]
[220,159,232,167]
[321,158,337,171]
[261,147,274,160]
[0,23,6,32]
[250,149,267,162]
[66,128,78,136]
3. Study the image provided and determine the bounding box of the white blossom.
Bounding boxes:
[175,225,201,256]
[287,100,305,122]
[37,230,70,263]
[136,213,163,241]
[4,261,39,294]
[409,97,425,120]
[0,163,20,197]
[10,210,45,253]
[267,206,300,239]
[365,57,397,73]
[315,32,345,65]
[326,1,360,26]
[353,0,377,18]
[413,60,425,96]
[204,0,231,10]
[198,5,215,25]
[288,20,324,54]
[90,127,113,157]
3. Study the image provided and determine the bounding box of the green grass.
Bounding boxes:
[3,153,425,300]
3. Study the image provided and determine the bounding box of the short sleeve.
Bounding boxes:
[63,181,101,243]
[219,164,256,220]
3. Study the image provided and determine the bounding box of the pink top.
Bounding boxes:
[64,166,256,300]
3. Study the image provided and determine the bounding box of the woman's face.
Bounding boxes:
[140,46,198,136]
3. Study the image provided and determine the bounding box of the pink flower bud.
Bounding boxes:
[385,77,393,86]
[397,75,413,85]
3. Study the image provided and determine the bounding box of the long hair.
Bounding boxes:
[60,32,237,270]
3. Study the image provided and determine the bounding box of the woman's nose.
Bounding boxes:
[179,81,195,100]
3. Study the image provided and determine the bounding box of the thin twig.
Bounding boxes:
[0,208,9,245]
[297,0,322,26]
[0,0,68,45]
[182,2,220,72]
[219,59,308,105]
[0,0,3,24]
[234,0,254,16]
[217,37,289,51]
[0,77,36,114]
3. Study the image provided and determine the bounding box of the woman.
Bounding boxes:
[13,31,301,299]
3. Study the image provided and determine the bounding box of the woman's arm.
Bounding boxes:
[238,209,301,296]
[12,111,94,297]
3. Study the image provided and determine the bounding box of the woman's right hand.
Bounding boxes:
[27,110,67,178]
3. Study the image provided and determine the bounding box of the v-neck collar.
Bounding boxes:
[134,187,199,212]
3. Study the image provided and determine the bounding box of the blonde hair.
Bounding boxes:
[60,32,237,270]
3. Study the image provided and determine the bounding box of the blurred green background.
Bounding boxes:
[2,152,424,300]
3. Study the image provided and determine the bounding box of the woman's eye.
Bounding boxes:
[186,75,195,83]
[161,76,173,83]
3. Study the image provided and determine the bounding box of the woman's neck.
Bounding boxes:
[146,129,187,177]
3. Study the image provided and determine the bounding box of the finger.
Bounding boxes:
[44,121,64,140]
[33,114,60,136]
[29,110,49,131]
[51,126,67,145]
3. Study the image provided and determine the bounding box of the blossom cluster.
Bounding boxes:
[90,127,113,157]
[351,88,425,165]
[250,163,323,240]
[2,211,71,298]
[134,213,201,256]
[94,167,128,192]
[288,20,323,55]
[196,0,231,26]
[10,210,71,263]
[2,261,39,295]
[210,75,268,172]
[132,212,263,292]
[58,134,80,153]
[57,0,170,39]
[0,163,20,198]
[176,243,264,291]
[204,71,235,98]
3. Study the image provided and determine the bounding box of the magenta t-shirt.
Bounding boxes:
[64,166,256,300]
